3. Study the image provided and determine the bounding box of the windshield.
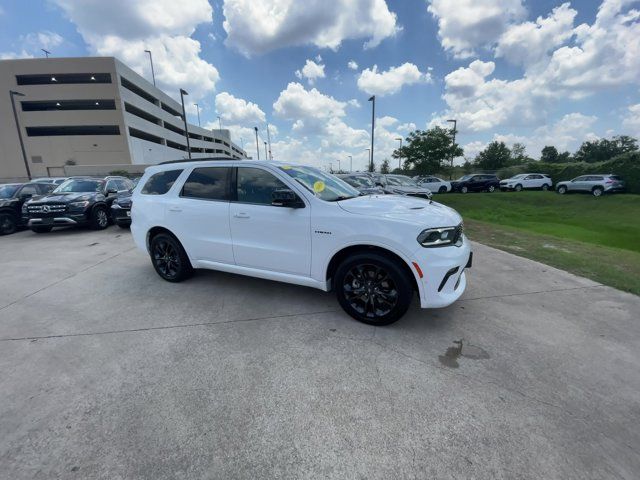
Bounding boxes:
[457,175,473,181]
[510,174,526,179]
[342,176,375,188]
[279,165,360,201]
[387,175,418,187]
[54,179,104,193]
[0,184,20,199]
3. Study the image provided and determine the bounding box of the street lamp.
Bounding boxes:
[337,158,341,172]
[254,127,260,160]
[447,119,457,179]
[264,141,268,160]
[9,90,31,180]
[217,115,222,130]
[365,148,371,172]
[348,155,353,172]
[395,137,403,170]
[368,95,375,172]
[179,88,191,159]
[41,49,51,58]
[194,103,201,127]
[144,50,156,86]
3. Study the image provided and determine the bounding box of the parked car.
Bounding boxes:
[30,177,68,186]
[131,160,472,326]
[451,174,500,193]
[414,176,452,193]
[556,174,625,197]
[0,182,56,235]
[336,174,385,195]
[23,176,134,233]
[372,174,433,200]
[500,173,553,191]
[111,188,134,228]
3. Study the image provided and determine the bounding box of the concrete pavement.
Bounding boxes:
[0,227,639,479]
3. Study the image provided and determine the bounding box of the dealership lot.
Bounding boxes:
[1,228,639,479]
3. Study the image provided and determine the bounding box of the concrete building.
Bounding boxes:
[0,57,247,182]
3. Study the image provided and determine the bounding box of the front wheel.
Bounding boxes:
[150,233,193,282]
[542,184,550,191]
[460,186,468,194]
[488,185,496,192]
[592,186,603,197]
[0,213,17,235]
[514,184,523,192]
[557,185,567,194]
[335,253,413,326]
[90,207,109,230]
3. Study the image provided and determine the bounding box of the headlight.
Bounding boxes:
[22,203,29,213]
[417,224,463,247]
[69,200,90,209]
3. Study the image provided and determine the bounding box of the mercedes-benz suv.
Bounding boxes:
[131,160,472,325]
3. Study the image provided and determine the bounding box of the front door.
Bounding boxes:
[230,167,311,276]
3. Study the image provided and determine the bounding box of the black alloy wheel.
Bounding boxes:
[439,186,447,193]
[0,213,17,235]
[335,253,413,325]
[150,233,193,282]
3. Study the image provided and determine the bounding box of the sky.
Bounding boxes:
[1,0,639,170]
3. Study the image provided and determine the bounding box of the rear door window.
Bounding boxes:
[141,170,184,195]
[181,167,231,201]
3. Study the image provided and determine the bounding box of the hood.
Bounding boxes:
[27,192,100,204]
[385,186,431,195]
[338,194,462,227]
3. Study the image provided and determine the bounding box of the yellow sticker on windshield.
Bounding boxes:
[313,181,326,193]
[281,165,292,170]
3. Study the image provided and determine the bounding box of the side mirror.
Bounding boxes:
[272,188,304,208]
[107,188,118,195]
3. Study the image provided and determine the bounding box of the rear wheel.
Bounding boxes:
[488,185,496,192]
[592,186,603,197]
[0,213,17,235]
[514,184,523,192]
[438,186,447,193]
[90,206,109,230]
[557,185,567,194]
[31,225,53,233]
[542,184,550,191]
[335,253,413,326]
[150,233,193,282]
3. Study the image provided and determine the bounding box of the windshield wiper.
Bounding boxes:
[330,195,358,202]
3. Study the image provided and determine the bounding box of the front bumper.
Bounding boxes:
[111,204,131,225]
[24,212,89,227]
[411,236,472,309]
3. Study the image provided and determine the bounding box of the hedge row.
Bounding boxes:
[496,152,640,194]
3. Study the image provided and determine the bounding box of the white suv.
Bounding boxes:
[131,160,471,325]
[499,173,552,191]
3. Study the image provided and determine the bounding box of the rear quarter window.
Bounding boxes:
[141,169,183,195]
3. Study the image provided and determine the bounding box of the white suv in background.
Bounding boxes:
[499,173,553,191]
[131,160,471,325]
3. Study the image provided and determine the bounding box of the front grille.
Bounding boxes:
[28,204,67,213]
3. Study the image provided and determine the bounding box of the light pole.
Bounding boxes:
[179,89,191,159]
[337,158,341,172]
[254,127,260,160]
[41,49,50,58]
[395,137,403,170]
[365,148,371,172]
[348,155,353,172]
[194,103,201,126]
[266,123,272,160]
[9,90,31,180]
[144,50,156,86]
[217,115,222,130]
[264,141,268,160]
[447,119,457,179]
[368,95,375,172]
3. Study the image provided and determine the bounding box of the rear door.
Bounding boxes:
[165,166,235,265]
[525,174,542,188]
[230,166,311,276]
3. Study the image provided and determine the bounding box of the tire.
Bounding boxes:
[488,185,496,192]
[334,253,413,326]
[557,185,567,195]
[592,186,603,197]
[0,213,17,235]
[461,186,468,194]
[542,184,550,191]
[514,184,523,192]
[90,206,109,230]
[150,233,193,282]
[438,186,447,193]
[31,226,53,233]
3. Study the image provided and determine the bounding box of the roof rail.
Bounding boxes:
[159,156,236,165]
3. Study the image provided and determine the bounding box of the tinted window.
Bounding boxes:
[141,170,183,195]
[573,176,587,181]
[0,185,20,198]
[610,176,622,181]
[55,179,104,193]
[589,176,604,181]
[237,168,287,205]
[19,185,39,196]
[35,184,55,194]
[182,167,231,200]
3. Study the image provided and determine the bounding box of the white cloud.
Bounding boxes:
[348,99,361,108]
[348,60,359,70]
[294,58,326,84]
[396,122,417,133]
[377,116,398,128]
[357,62,432,96]
[222,0,400,56]
[23,31,65,51]
[52,0,219,102]
[427,0,526,58]
[215,92,266,125]
[622,104,640,137]
[273,82,347,124]
[0,51,34,60]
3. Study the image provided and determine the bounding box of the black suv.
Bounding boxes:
[451,174,500,193]
[23,176,134,233]
[0,182,56,235]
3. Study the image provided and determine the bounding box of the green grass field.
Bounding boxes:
[435,191,640,295]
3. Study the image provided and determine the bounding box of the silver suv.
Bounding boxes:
[556,174,625,197]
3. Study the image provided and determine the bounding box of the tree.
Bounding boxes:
[380,158,390,174]
[392,126,463,175]
[540,146,559,163]
[557,151,571,163]
[574,135,638,163]
[474,141,512,170]
[510,143,529,165]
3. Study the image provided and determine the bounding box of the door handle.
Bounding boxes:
[168,207,182,212]
[233,212,250,219]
